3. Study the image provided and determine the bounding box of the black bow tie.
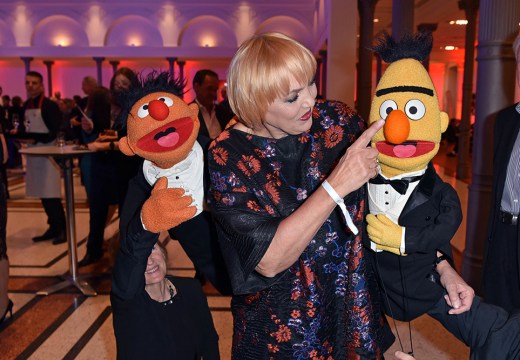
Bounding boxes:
[369,174,423,195]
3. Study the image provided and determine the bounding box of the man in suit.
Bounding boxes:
[192,69,233,141]
[482,32,520,312]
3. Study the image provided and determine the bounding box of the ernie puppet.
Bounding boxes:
[365,32,520,359]
[115,71,231,295]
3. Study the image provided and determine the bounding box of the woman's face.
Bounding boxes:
[113,74,132,92]
[260,76,317,139]
[144,243,167,285]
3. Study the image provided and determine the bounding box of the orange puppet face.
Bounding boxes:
[120,91,199,168]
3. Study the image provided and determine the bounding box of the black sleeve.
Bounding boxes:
[90,93,111,134]
[112,173,160,301]
[111,211,159,301]
[178,278,220,360]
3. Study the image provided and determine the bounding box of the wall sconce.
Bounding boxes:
[449,20,468,25]
[443,45,459,51]
[54,36,71,47]
[200,35,215,47]
[128,37,141,47]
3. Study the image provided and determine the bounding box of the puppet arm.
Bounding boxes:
[404,184,462,254]
[366,213,404,255]
[141,177,197,233]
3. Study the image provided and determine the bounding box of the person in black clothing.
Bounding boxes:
[76,86,114,266]
[111,220,220,360]
[78,68,141,267]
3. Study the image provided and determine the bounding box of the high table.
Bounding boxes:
[20,145,97,296]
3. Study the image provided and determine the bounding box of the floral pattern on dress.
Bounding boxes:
[209,100,388,359]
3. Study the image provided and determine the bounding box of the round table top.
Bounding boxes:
[19,144,94,157]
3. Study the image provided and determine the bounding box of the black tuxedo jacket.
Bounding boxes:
[487,104,520,240]
[119,155,232,295]
[365,162,463,321]
[483,104,520,287]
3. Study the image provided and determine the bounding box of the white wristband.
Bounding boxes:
[321,180,359,235]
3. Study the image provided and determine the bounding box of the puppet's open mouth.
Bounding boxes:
[376,140,435,158]
[137,117,194,152]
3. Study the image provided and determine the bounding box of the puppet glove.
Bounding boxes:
[366,213,405,255]
[375,243,405,256]
[141,177,197,233]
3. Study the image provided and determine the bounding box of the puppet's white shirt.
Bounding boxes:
[368,167,426,253]
[143,141,204,217]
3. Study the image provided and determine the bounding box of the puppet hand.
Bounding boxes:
[367,214,404,254]
[141,177,197,233]
[374,243,404,256]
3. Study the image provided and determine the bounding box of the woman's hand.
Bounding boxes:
[70,116,81,127]
[326,119,384,197]
[97,134,118,142]
[81,117,94,133]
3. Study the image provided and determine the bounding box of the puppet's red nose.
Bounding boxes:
[384,109,410,144]
[148,99,169,121]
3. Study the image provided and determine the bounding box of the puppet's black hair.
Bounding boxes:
[372,31,433,63]
[115,71,186,130]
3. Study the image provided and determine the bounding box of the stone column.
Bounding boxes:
[326,0,357,105]
[456,0,479,181]
[20,57,33,74]
[166,57,177,79]
[93,57,105,86]
[43,60,54,97]
[417,23,438,71]
[460,0,520,293]
[392,0,414,40]
[357,0,378,120]
[109,60,120,73]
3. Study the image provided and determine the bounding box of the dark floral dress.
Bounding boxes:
[208,100,393,359]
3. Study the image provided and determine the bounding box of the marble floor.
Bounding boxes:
[0,144,471,359]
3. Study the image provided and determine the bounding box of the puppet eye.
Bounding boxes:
[379,100,398,120]
[405,99,426,120]
[158,96,174,107]
[137,104,149,119]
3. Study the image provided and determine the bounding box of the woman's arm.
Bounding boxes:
[256,120,384,277]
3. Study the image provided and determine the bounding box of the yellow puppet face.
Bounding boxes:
[368,58,449,177]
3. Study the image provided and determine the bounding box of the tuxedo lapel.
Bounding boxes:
[400,162,436,220]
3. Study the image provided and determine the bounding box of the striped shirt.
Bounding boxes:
[500,102,520,215]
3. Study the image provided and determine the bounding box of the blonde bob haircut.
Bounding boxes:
[227,32,317,129]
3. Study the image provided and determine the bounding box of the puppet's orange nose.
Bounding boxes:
[384,109,410,144]
[148,99,169,121]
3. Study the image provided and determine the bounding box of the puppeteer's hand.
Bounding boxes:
[395,351,416,360]
[366,213,404,256]
[141,177,197,233]
[437,258,475,314]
